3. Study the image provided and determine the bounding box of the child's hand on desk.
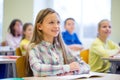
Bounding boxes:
[113,49,120,56]
[69,62,80,72]
[69,45,84,51]
[57,62,80,76]
[118,49,120,54]
[110,50,120,57]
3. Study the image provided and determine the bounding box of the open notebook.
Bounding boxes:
[55,72,104,79]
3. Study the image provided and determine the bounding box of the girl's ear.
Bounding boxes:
[37,23,42,30]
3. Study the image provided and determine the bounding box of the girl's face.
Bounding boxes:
[38,13,60,39]
[65,20,75,34]
[14,21,22,34]
[98,21,111,38]
[24,25,33,38]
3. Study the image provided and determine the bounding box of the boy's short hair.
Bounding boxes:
[64,18,75,26]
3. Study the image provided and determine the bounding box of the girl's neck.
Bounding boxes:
[98,36,107,43]
[15,32,21,37]
[43,36,53,44]
[25,36,31,41]
[15,33,20,37]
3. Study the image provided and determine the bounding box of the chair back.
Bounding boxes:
[16,47,22,56]
[80,49,89,63]
[16,55,33,77]
[26,54,33,77]
[16,56,26,77]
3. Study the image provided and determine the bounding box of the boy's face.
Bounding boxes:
[65,20,75,34]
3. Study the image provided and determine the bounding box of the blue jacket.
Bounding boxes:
[62,31,82,45]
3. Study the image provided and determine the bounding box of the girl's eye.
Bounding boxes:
[103,26,107,28]
[49,22,54,24]
[57,21,60,24]
[109,26,111,28]
[102,26,111,28]
[49,21,60,24]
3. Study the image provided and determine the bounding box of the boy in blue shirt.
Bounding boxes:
[62,18,83,51]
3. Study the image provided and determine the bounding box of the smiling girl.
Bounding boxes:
[27,8,90,77]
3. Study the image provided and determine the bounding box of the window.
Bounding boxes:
[53,0,111,48]
[0,0,3,42]
[33,0,111,48]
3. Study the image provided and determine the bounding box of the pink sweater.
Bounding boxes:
[6,33,22,50]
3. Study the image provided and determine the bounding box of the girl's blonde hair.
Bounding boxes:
[26,8,68,76]
[97,19,111,37]
[98,19,110,30]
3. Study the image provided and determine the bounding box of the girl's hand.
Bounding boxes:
[69,45,84,51]
[69,62,80,72]
[118,49,120,54]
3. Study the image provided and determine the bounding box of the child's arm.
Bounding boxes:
[29,49,70,77]
[66,47,90,74]
[92,42,120,57]
[68,44,84,51]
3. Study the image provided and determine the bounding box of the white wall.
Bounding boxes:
[33,0,47,22]
[2,0,120,44]
[2,0,33,40]
[33,0,54,22]
[111,0,120,43]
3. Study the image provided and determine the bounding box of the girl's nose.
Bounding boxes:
[55,23,59,28]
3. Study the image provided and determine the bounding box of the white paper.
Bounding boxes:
[54,72,104,79]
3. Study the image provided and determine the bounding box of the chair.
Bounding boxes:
[16,47,22,56]
[80,49,89,64]
[16,56,26,77]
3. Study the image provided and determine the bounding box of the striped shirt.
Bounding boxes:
[29,41,90,76]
